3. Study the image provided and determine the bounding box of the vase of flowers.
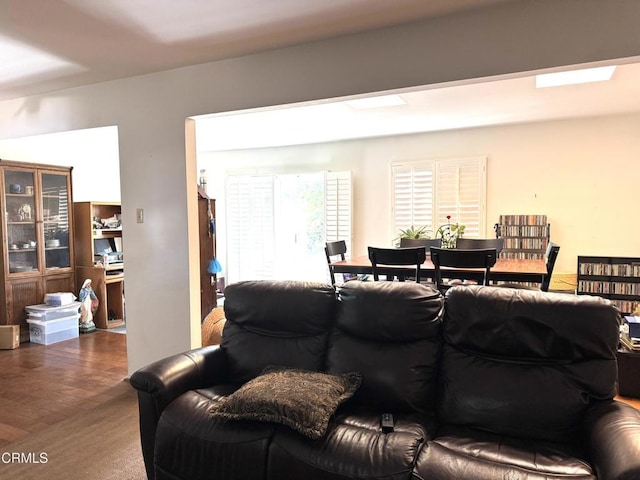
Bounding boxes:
[436,215,465,248]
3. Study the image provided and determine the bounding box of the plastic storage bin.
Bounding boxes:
[25,302,81,321]
[44,292,77,306]
[27,315,79,345]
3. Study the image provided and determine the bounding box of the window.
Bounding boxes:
[226,171,351,284]
[392,157,486,239]
[325,171,352,248]
[226,175,275,281]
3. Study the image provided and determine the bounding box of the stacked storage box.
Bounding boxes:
[26,301,81,345]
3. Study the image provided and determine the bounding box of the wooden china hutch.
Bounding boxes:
[0,160,75,342]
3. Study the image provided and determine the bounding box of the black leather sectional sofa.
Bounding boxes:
[130,280,640,480]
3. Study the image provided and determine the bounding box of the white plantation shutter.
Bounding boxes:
[325,171,352,252]
[392,164,434,237]
[392,157,486,239]
[226,175,275,282]
[226,171,352,283]
[435,158,486,237]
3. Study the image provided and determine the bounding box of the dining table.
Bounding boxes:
[330,255,547,285]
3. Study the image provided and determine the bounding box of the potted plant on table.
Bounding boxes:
[394,224,431,247]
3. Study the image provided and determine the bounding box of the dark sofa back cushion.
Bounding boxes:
[221,280,336,383]
[439,286,620,442]
[326,281,443,412]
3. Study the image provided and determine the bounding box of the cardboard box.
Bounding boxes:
[0,325,20,349]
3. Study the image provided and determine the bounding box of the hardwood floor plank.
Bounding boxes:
[0,331,128,445]
[0,423,29,444]
[616,396,640,410]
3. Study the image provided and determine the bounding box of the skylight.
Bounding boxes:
[535,66,617,88]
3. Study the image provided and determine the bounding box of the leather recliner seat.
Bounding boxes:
[130,280,640,480]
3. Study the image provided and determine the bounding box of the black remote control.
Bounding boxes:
[381,413,394,433]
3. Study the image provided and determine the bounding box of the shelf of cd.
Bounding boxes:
[577,256,640,315]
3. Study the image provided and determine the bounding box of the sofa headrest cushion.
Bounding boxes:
[221,281,337,383]
[327,281,444,412]
[337,281,443,341]
[223,280,336,336]
[443,286,619,362]
[438,286,620,442]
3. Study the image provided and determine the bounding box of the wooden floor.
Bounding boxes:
[0,331,129,447]
[617,395,640,410]
[0,330,638,449]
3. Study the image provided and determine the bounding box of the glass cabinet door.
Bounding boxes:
[41,172,71,270]
[4,169,38,274]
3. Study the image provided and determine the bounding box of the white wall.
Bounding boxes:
[0,126,121,202]
[200,112,640,276]
[1,0,639,374]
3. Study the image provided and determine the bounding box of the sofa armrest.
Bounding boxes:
[130,345,228,410]
[129,346,228,480]
[584,400,640,479]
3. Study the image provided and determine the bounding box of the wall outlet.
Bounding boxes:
[136,208,144,223]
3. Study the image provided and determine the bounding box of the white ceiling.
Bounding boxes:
[195,61,640,151]
[0,0,513,101]
[2,0,639,151]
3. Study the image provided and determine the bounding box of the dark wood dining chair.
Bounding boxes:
[430,246,497,293]
[399,237,442,249]
[455,237,505,253]
[368,246,426,283]
[540,243,560,291]
[498,242,560,292]
[325,240,348,285]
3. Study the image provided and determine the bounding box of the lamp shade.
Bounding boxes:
[207,257,223,274]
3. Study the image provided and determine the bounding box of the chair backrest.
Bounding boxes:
[325,240,348,285]
[430,247,497,291]
[540,242,560,292]
[455,237,505,253]
[399,237,442,249]
[367,246,426,283]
